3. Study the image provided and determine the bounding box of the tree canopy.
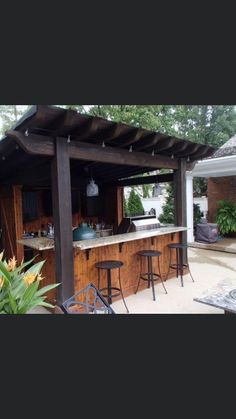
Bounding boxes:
[1,105,236,148]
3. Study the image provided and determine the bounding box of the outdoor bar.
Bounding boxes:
[0,106,215,306]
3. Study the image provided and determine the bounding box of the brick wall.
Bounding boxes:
[208,176,236,222]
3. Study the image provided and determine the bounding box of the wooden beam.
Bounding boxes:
[110,173,174,186]
[51,137,74,305]
[134,133,165,151]
[7,130,181,169]
[174,159,187,262]
[0,185,24,261]
[7,130,54,156]
[69,141,182,169]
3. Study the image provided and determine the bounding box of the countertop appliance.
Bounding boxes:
[117,215,160,234]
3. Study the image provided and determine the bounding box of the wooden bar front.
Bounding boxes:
[34,231,181,304]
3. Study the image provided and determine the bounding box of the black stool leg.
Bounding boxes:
[98,268,101,290]
[188,266,194,282]
[149,256,156,301]
[118,268,129,313]
[135,257,142,294]
[176,248,179,278]
[179,249,184,287]
[107,269,112,305]
[147,256,151,289]
[186,251,194,282]
[158,256,168,294]
[165,247,172,282]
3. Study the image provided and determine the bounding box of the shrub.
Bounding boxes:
[193,203,202,226]
[215,200,236,235]
[127,189,144,216]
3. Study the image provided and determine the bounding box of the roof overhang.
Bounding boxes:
[188,155,236,178]
[0,105,217,186]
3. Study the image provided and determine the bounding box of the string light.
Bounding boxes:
[102,141,106,148]
[67,135,71,143]
[129,145,133,152]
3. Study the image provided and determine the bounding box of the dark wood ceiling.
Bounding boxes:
[0,105,217,186]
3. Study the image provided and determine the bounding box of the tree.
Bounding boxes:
[0,105,30,138]
[127,188,144,216]
[158,184,175,224]
[124,198,129,217]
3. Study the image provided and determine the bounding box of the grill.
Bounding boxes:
[117,215,160,234]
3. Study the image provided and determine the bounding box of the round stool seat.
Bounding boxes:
[95,260,124,270]
[168,243,188,249]
[138,250,162,258]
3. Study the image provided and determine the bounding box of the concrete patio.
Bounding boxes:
[111,247,236,314]
[188,237,236,254]
[29,247,236,314]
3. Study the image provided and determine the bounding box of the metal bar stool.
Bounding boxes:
[95,260,129,313]
[165,243,194,287]
[135,250,167,301]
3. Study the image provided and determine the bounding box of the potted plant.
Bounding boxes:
[215,200,236,237]
[0,251,59,314]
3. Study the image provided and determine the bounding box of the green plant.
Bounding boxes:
[193,203,202,226]
[158,183,174,224]
[127,188,144,216]
[0,252,59,314]
[215,200,236,235]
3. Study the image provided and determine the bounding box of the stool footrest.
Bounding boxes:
[99,287,121,299]
[140,272,162,282]
[169,263,189,270]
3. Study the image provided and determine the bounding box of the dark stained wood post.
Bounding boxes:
[174,158,187,263]
[51,137,74,305]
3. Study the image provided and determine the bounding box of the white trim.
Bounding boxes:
[189,155,236,178]
[186,174,194,243]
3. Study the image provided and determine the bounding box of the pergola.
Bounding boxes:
[0,105,216,303]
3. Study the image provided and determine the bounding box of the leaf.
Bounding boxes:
[0,260,11,285]
[8,292,17,314]
[24,260,45,276]
[18,280,40,312]
[34,283,60,297]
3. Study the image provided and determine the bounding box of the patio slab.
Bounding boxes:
[111,247,236,314]
[188,237,236,254]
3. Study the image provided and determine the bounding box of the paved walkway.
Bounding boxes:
[189,237,236,254]
[111,247,236,314]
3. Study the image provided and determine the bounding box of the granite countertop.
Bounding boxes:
[194,278,236,313]
[17,237,55,251]
[17,226,187,251]
[73,226,187,250]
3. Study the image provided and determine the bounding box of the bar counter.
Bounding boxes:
[17,226,187,303]
[17,226,187,251]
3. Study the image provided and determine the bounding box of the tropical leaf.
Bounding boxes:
[0,260,11,285]
[34,283,60,297]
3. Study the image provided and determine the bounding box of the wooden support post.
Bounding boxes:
[174,158,187,263]
[51,137,74,305]
[0,185,24,261]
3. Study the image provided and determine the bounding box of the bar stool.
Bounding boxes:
[165,243,194,287]
[135,250,167,301]
[95,260,129,313]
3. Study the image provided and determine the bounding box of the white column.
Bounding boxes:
[186,173,194,243]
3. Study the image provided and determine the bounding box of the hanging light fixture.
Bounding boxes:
[86,178,99,197]
[86,168,99,197]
